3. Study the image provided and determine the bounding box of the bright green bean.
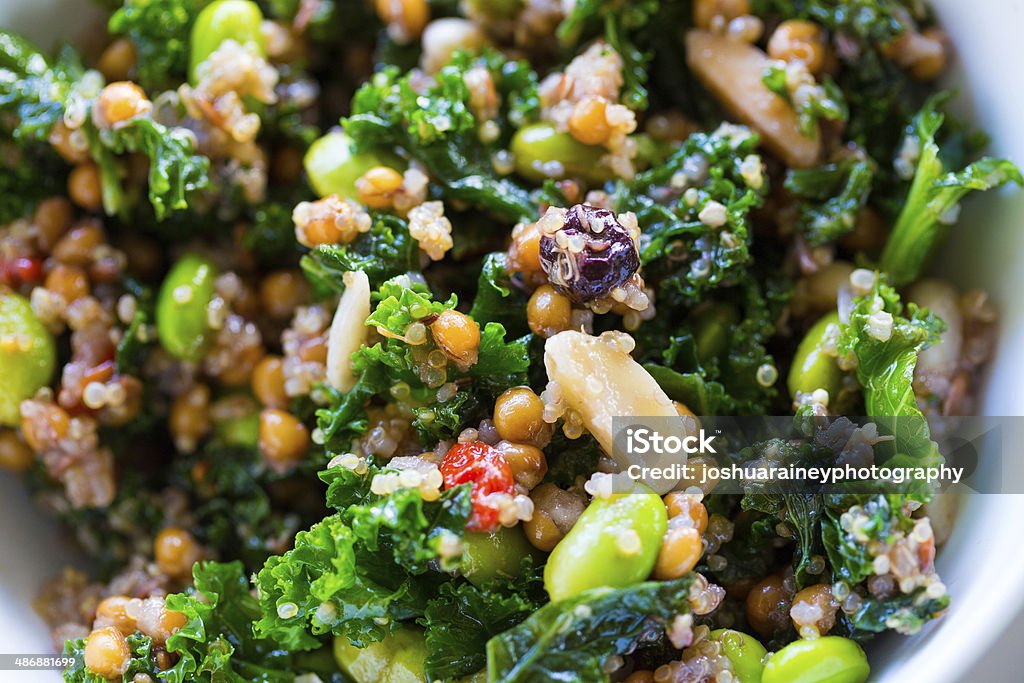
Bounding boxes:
[0,290,56,426]
[303,131,405,201]
[709,629,767,683]
[156,254,219,362]
[787,311,843,400]
[543,481,667,602]
[510,123,615,185]
[762,636,869,683]
[693,303,741,362]
[334,627,427,683]
[461,526,536,587]
[189,0,266,82]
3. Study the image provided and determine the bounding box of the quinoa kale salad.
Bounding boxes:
[0,0,1021,681]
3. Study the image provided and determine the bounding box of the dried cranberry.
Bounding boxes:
[538,204,639,303]
[439,441,514,532]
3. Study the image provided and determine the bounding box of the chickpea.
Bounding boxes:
[508,221,543,276]
[767,20,828,75]
[45,264,90,303]
[32,196,73,251]
[98,38,136,82]
[376,0,430,43]
[259,270,310,320]
[52,222,104,265]
[746,574,793,638]
[568,97,612,146]
[252,355,288,408]
[495,440,548,490]
[83,626,130,679]
[356,166,404,208]
[94,81,151,129]
[653,526,702,580]
[94,596,136,635]
[169,384,212,453]
[130,596,187,644]
[259,408,309,469]
[154,527,202,579]
[68,162,103,212]
[493,386,550,446]
[421,18,488,74]
[431,309,480,369]
[523,483,586,552]
[910,27,947,81]
[49,121,89,164]
[841,206,888,253]
[526,284,572,338]
[0,429,34,472]
[790,583,839,637]
[663,492,709,535]
[693,0,750,30]
[625,672,656,683]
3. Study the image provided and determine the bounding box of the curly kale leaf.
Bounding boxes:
[108,0,209,90]
[63,633,156,683]
[750,0,916,45]
[420,570,544,681]
[345,51,538,221]
[880,96,1022,285]
[486,577,693,683]
[0,144,66,222]
[0,32,83,143]
[254,462,471,651]
[90,117,210,220]
[615,125,768,306]
[469,252,530,338]
[837,280,942,479]
[785,156,875,246]
[300,214,420,295]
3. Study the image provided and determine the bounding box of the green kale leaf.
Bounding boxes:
[108,0,210,90]
[63,633,156,683]
[785,156,875,246]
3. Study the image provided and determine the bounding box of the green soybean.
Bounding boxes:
[510,123,615,185]
[709,629,767,683]
[787,312,843,400]
[334,627,427,683]
[215,407,259,448]
[0,291,56,426]
[157,254,219,362]
[303,131,405,201]
[762,636,869,683]
[543,481,667,602]
[190,0,266,82]
[693,303,741,362]
[461,526,536,587]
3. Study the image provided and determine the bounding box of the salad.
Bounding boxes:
[0,0,1020,682]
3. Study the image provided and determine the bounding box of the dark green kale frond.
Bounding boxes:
[344,50,539,221]
[785,155,875,246]
[880,96,1022,285]
[108,0,210,90]
[63,633,156,683]
[0,32,83,143]
[486,576,694,683]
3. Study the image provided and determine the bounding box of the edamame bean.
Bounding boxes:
[156,254,219,362]
[543,481,668,602]
[0,291,56,426]
[510,123,615,185]
[216,410,259,448]
[709,629,767,683]
[334,626,427,683]
[461,526,536,587]
[692,303,740,362]
[787,312,842,400]
[762,636,869,683]
[189,0,266,82]
[303,131,404,201]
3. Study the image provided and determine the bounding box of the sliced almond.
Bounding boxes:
[686,29,821,168]
[326,270,371,393]
[544,330,682,493]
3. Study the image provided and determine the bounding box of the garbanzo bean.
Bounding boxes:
[693,0,750,30]
[375,0,430,43]
[568,97,612,146]
[68,162,103,212]
[32,196,73,250]
[790,583,839,637]
[431,309,480,369]
[652,525,702,580]
[94,596,136,635]
[493,386,549,445]
[526,284,572,338]
[259,270,310,320]
[20,402,69,452]
[94,81,151,128]
[0,429,34,472]
[169,384,212,453]
[495,440,548,490]
[663,492,709,534]
[83,626,130,679]
[508,221,543,276]
[746,574,793,638]
[252,355,288,408]
[356,166,404,208]
[44,263,90,303]
[767,20,828,75]
[154,527,202,579]
[97,38,136,82]
[259,408,309,468]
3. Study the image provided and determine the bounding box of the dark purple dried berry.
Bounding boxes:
[538,204,640,303]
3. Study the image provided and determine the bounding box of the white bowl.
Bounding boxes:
[2,1,1023,681]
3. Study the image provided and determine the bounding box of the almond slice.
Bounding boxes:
[325,270,371,392]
